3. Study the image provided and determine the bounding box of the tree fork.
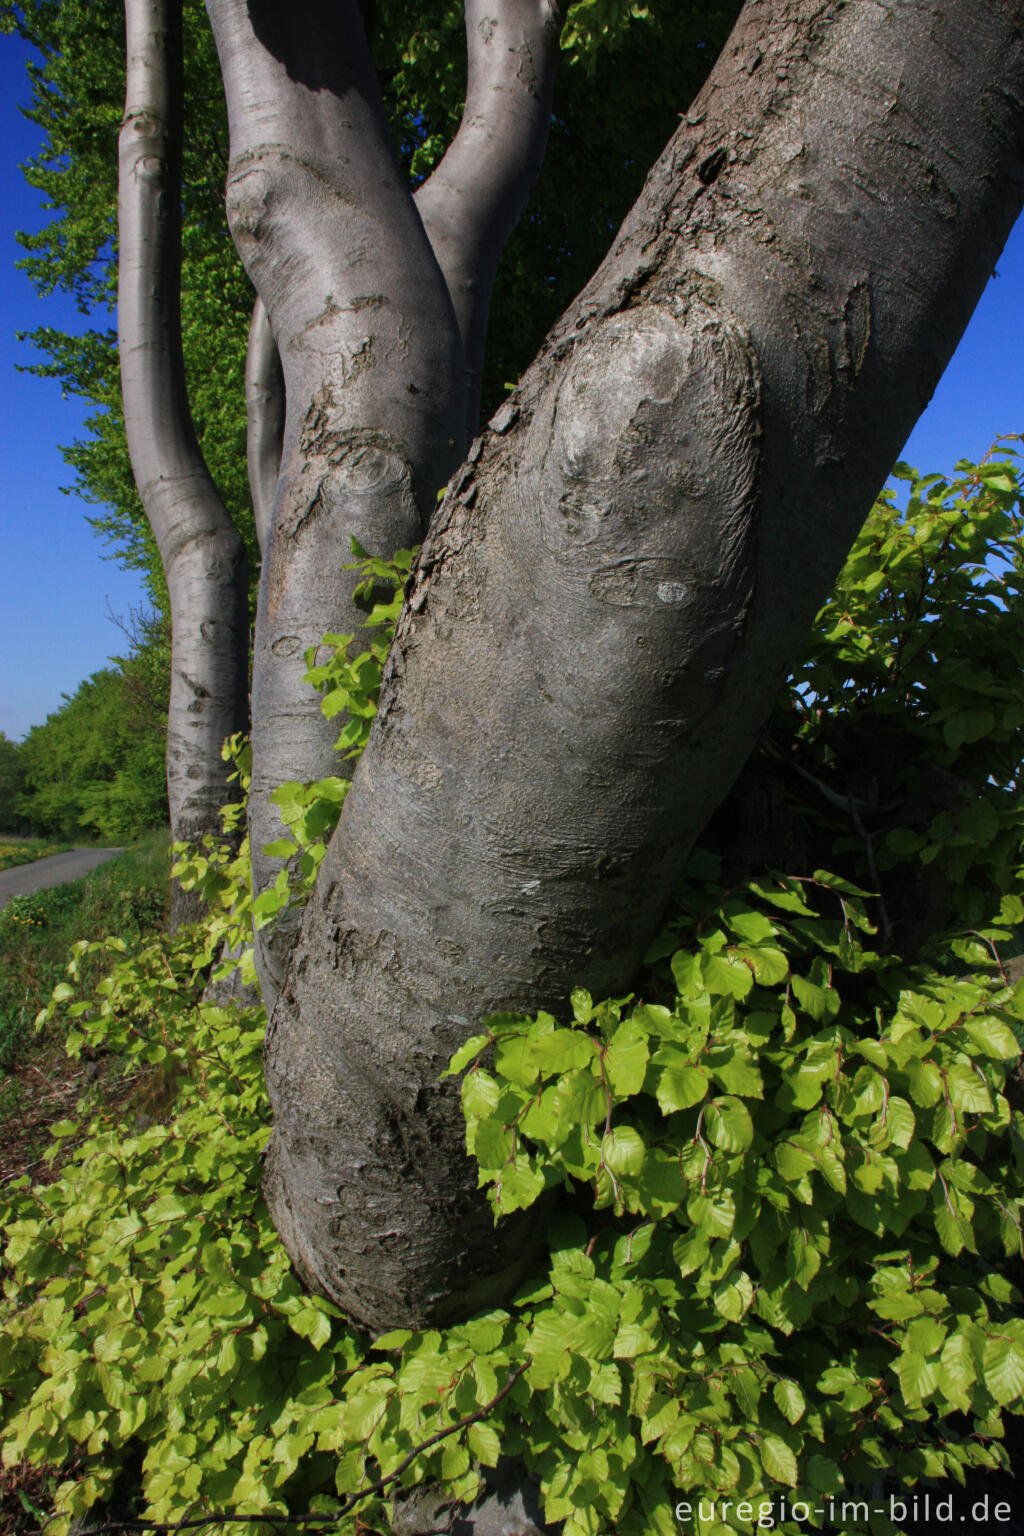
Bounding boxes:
[207,0,564,1005]
[118,0,249,923]
[263,0,1024,1328]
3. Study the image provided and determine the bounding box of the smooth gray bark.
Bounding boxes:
[245,296,285,556]
[414,0,563,443]
[206,0,563,1004]
[118,0,249,920]
[261,0,1024,1329]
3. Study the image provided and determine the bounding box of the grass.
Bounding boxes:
[0,837,71,872]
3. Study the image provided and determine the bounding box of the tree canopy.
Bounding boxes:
[14,654,168,840]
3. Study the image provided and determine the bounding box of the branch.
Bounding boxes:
[244,295,284,555]
[847,796,893,952]
[415,0,562,443]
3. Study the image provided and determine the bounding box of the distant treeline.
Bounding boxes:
[0,627,168,841]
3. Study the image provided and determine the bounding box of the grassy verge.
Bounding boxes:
[0,837,71,872]
[0,830,171,1084]
[0,831,174,1192]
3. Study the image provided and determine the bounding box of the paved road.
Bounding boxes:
[0,847,124,912]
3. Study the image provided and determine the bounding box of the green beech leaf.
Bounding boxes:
[601,1127,646,1176]
[759,1433,798,1486]
[945,1064,993,1113]
[529,1028,595,1074]
[897,1351,938,1408]
[445,1034,491,1076]
[724,909,777,944]
[704,1096,754,1153]
[472,1118,516,1169]
[656,1058,709,1114]
[786,1228,821,1290]
[468,1421,502,1467]
[773,1378,806,1424]
[603,1025,650,1095]
[713,1271,753,1322]
[701,952,754,999]
[964,1015,1021,1059]
[495,1157,546,1212]
[983,1337,1024,1406]
[746,946,790,986]
[553,1069,607,1125]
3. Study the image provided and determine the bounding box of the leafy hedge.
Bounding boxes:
[1,452,1023,1535]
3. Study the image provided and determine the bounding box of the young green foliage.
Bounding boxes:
[228,543,414,938]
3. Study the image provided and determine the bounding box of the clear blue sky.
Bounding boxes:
[1,33,148,743]
[3,30,1024,742]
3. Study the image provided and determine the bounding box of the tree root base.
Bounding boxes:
[390,1461,558,1536]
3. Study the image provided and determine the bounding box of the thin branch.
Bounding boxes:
[847,796,893,951]
[70,1364,528,1536]
[967,928,1009,984]
[787,758,901,817]
[333,1362,527,1520]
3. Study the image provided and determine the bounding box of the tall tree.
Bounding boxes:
[118,0,249,909]
[15,665,168,840]
[0,733,26,831]
[63,0,1024,1328]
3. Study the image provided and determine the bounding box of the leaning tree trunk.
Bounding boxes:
[250,0,1024,1329]
[206,0,563,1005]
[119,0,249,925]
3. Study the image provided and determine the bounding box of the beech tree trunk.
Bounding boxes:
[227,0,1024,1330]
[119,0,250,923]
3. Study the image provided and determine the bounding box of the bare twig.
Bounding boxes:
[847,797,892,950]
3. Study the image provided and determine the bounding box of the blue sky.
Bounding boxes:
[3,31,1024,742]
